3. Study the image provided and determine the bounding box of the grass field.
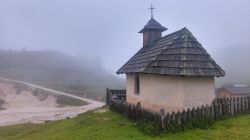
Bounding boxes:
[1,107,250,140]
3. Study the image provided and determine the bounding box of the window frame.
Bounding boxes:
[134,74,140,95]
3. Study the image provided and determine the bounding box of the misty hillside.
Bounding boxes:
[215,46,250,87]
[0,50,125,101]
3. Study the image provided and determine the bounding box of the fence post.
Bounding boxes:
[230,98,234,116]
[245,96,248,112]
[169,112,176,126]
[176,111,181,126]
[205,105,210,119]
[248,96,250,112]
[221,98,225,115]
[191,107,196,119]
[197,106,201,118]
[219,99,222,117]
[187,108,192,121]
[242,97,246,113]
[240,97,243,113]
[246,96,249,112]
[226,98,230,115]
[106,88,110,105]
[237,97,240,114]
[200,105,204,118]
[233,98,236,114]
[210,104,215,120]
[201,105,205,118]
[181,110,187,124]
[165,112,170,128]
[136,103,142,121]
[160,109,165,130]
[213,100,217,120]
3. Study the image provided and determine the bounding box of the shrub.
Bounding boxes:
[136,120,161,136]
[136,116,215,135]
[190,117,213,129]
[166,120,184,133]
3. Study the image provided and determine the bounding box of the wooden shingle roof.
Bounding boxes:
[138,18,167,33]
[117,27,225,77]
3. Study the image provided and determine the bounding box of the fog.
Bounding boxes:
[0,0,250,87]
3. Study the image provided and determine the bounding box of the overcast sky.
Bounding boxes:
[0,0,250,83]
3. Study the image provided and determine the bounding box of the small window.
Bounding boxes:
[135,74,140,95]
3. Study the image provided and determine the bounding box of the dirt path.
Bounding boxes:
[0,78,105,127]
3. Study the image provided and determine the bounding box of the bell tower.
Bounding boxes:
[139,5,167,47]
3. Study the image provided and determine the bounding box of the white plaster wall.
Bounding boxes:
[181,76,215,109]
[126,74,215,112]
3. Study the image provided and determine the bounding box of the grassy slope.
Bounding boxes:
[0,80,88,107]
[35,81,108,101]
[1,107,250,140]
[55,95,88,107]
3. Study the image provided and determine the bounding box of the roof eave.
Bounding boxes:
[116,70,223,77]
[138,27,167,33]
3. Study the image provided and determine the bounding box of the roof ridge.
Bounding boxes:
[158,27,189,39]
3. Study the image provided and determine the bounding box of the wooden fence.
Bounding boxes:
[106,89,250,129]
[106,88,126,105]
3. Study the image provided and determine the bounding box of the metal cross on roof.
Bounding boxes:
[148,4,155,18]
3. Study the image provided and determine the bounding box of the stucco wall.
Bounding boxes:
[126,74,215,112]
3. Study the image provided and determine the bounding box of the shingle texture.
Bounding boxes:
[117,27,225,77]
[139,18,167,33]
